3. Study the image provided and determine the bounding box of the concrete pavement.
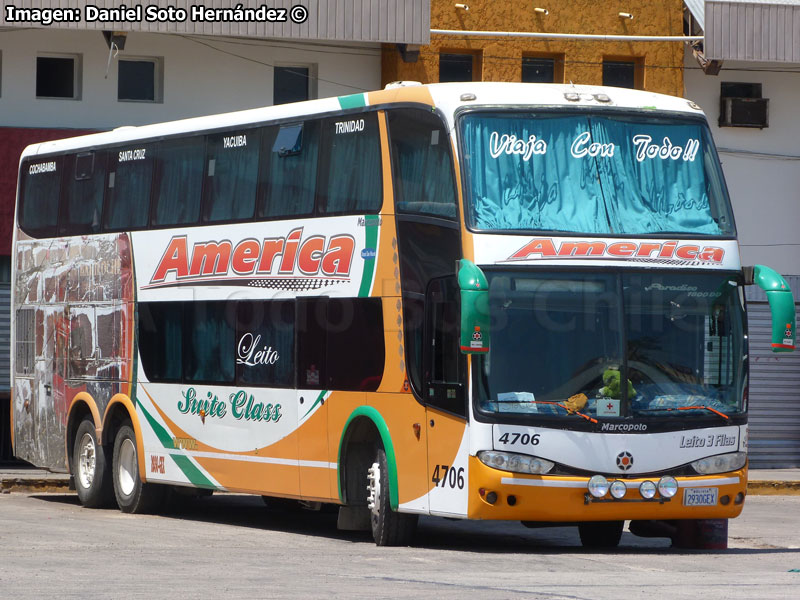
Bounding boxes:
[2,463,799,494]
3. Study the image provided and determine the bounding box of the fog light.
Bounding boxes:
[507,495,517,506]
[486,491,498,505]
[588,475,609,498]
[609,480,627,499]
[720,495,730,505]
[639,480,657,499]
[657,476,679,498]
[734,492,745,505]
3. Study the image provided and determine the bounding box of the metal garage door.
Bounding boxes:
[746,276,800,468]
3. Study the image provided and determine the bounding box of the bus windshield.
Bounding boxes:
[459,111,734,236]
[475,271,748,420]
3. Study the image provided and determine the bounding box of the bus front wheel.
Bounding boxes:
[112,423,165,514]
[73,418,114,508]
[366,447,417,546]
[578,521,624,548]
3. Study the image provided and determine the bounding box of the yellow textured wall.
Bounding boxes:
[382,0,685,97]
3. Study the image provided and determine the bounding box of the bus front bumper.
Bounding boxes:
[467,456,748,522]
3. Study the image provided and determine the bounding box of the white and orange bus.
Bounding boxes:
[11,82,795,547]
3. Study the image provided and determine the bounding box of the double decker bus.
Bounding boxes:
[11,82,795,547]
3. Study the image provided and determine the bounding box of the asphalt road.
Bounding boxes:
[0,493,798,599]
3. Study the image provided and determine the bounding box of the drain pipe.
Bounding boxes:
[431,29,703,42]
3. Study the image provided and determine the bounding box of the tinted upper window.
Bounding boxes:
[319,113,382,215]
[236,301,295,387]
[104,143,154,231]
[204,129,259,223]
[258,122,318,219]
[388,108,458,220]
[152,137,205,227]
[60,152,106,235]
[20,158,62,237]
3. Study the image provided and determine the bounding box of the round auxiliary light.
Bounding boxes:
[657,476,679,499]
[609,480,627,499]
[588,475,610,498]
[639,480,657,499]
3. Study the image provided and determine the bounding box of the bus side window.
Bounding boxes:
[296,298,385,391]
[425,277,466,417]
[236,301,295,388]
[184,301,235,384]
[387,108,458,220]
[318,112,382,215]
[60,151,106,236]
[152,137,205,227]
[203,128,259,223]
[258,122,317,219]
[103,143,154,232]
[20,157,62,238]
[138,302,183,382]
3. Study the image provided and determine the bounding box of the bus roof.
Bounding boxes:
[21,82,705,159]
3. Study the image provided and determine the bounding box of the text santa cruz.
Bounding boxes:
[150,227,355,285]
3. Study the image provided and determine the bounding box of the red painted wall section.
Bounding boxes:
[0,127,98,256]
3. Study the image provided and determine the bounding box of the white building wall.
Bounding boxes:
[684,52,800,277]
[0,28,381,129]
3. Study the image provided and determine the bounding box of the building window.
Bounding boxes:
[439,53,478,82]
[602,58,643,89]
[273,65,314,105]
[36,54,81,99]
[118,58,162,102]
[522,57,554,83]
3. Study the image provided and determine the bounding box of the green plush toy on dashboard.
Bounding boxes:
[599,368,636,399]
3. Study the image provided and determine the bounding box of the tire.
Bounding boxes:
[367,447,418,546]
[578,521,624,548]
[112,423,165,514]
[73,418,114,508]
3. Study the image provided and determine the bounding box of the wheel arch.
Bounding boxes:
[337,406,399,511]
[65,393,103,475]
[102,394,147,481]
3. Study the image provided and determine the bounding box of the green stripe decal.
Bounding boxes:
[138,400,216,489]
[338,93,366,110]
[357,214,380,298]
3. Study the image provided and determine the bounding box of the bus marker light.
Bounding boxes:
[479,487,486,496]
[657,476,679,498]
[588,475,609,498]
[609,480,627,499]
[639,480,657,499]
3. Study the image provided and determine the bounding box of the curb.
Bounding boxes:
[2,478,800,496]
[1,478,72,494]
[746,481,800,495]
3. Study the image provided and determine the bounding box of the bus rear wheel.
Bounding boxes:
[73,418,114,508]
[578,521,624,548]
[112,423,165,514]
[366,447,417,546]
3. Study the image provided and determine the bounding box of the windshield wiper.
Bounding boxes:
[639,406,730,420]
[530,399,598,424]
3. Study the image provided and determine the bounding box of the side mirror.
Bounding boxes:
[746,265,795,353]
[458,259,490,354]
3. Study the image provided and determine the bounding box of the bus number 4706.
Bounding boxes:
[498,432,540,446]
[431,465,465,489]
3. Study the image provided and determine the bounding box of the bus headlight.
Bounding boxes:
[588,475,610,498]
[478,451,554,475]
[657,476,679,498]
[691,452,747,475]
[639,480,657,499]
[609,480,628,499]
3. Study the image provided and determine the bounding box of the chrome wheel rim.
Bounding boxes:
[367,461,381,519]
[118,438,137,497]
[77,433,96,490]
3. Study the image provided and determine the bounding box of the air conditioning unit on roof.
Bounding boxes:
[719,97,769,128]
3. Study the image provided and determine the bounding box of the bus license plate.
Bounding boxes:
[683,487,718,507]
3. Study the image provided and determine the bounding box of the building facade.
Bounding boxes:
[683,0,800,467]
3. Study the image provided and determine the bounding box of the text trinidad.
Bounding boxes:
[150,227,355,285]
